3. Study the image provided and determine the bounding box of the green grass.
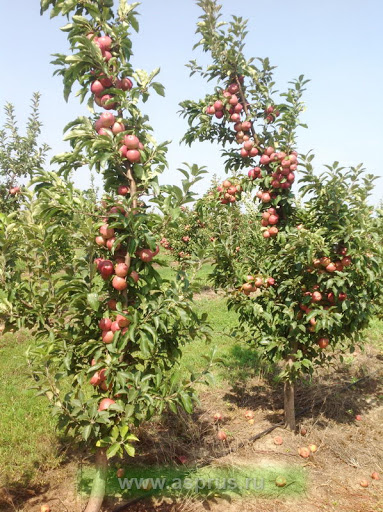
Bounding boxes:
[0,331,59,487]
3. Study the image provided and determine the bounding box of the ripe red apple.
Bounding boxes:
[99,112,115,128]
[244,410,254,420]
[100,260,114,278]
[102,330,114,344]
[119,145,128,158]
[91,80,105,96]
[263,230,271,238]
[137,249,153,262]
[342,256,352,267]
[217,430,227,441]
[129,270,139,283]
[260,154,270,165]
[312,291,322,303]
[326,262,336,273]
[338,292,347,301]
[107,299,117,310]
[112,276,127,291]
[267,277,275,286]
[300,427,307,436]
[254,278,263,288]
[90,372,101,386]
[242,283,255,295]
[269,214,279,225]
[214,100,223,111]
[360,479,369,488]
[242,121,252,131]
[320,257,331,267]
[269,226,278,236]
[124,134,140,149]
[274,436,283,445]
[98,398,115,411]
[99,317,112,330]
[115,263,129,277]
[261,192,271,203]
[371,471,380,480]
[126,149,141,163]
[95,235,106,247]
[318,337,329,349]
[100,224,115,239]
[116,313,130,327]
[112,122,125,135]
[117,185,129,196]
[116,77,133,90]
[101,94,117,110]
[99,75,113,87]
[355,414,362,421]
[228,83,239,94]
[111,320,121,333]
[106,237,121,251]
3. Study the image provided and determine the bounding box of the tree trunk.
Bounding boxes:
[284,380,296,431]
[84,448,108,512]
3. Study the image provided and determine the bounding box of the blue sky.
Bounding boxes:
[1,0,383,203]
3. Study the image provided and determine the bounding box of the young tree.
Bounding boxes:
[31,2,210,511]
[181,0,381,430]
[0,93,50,213]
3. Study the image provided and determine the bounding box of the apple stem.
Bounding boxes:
[83,448,108,512]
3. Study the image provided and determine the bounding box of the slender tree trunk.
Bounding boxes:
[84,448,108,512]
[284,380,295,431]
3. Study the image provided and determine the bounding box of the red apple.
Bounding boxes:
[116,77,133,90]
[90,372,101,386]
[100,260,114,278]
[100,224,115,239]
[117,185,129,196]
[318,337,329,349]
[217,430,227,441]
[312,291,322,303]
[124,134,140,149]
[213,412,223,422]
[91,80,105,96]
[130,270,139,283]
[99,318,112,330]
[371,472,380,480]
[102,330,114,344]
[326,262,336,273]
[116,313,130,327]
[360,479,369,488]
[274,436,283,445]
[95,235,106,247]
[107,299,117,310]
[112,122,125,135]
[99,112,115,128]
[111,321,121,333]
[126,149,141,163]
[40,505,51,512]
[112,276,127,291]
[98,398,115,411]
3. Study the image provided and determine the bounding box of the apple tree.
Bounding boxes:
[30,2,211,511]
[180,0,382,430]
[0,93,50,213]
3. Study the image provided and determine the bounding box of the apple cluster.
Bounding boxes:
[87,32,133,111]
[298,247,352,349]
[216,179,242,204]
[205,79,254,145]
[242,275,275,296]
